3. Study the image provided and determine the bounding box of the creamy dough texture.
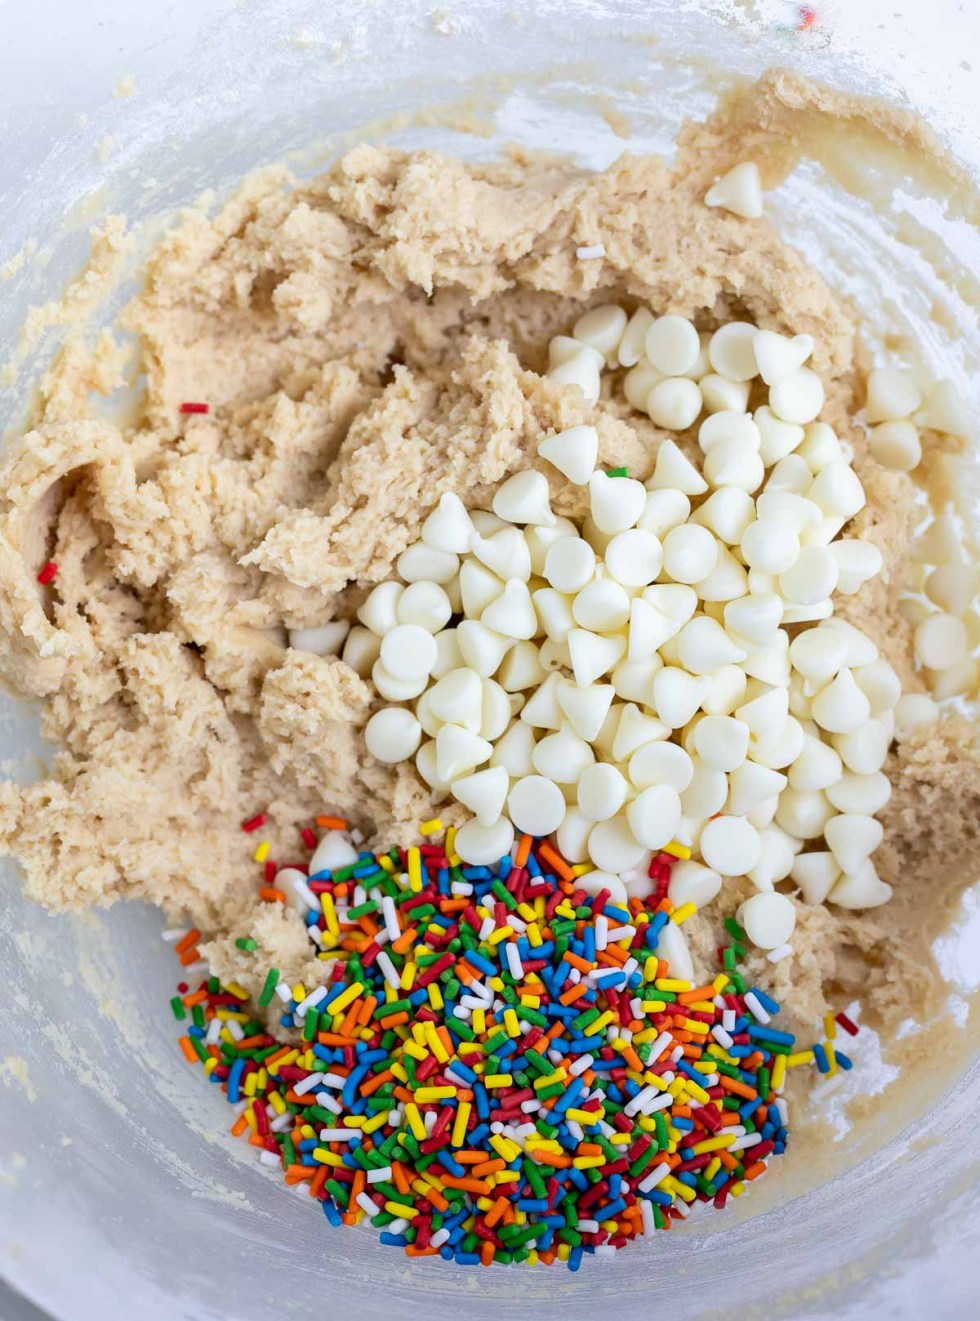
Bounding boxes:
[1,70,977,1031]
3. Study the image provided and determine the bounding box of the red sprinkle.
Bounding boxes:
[37,561,58,585]
[241,812,267,833]
[835,1011,860,1036]
[179,402,209,415]
[301,827,318,850]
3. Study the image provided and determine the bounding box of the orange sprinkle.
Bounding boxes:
[230,1113,249,1138]
[537,841,574,883]
[485,1195,510,1227]
[480,1240,496,1267]
[316,816,348,830]
[178,1036,198,1064]
[515,833,533,867]
[174,928,201,956]
[439,1175,492,1195]
[178,947,202,967]
[391,1162,412,1197]
[720,1075,758,1101]
[258,887,286,904]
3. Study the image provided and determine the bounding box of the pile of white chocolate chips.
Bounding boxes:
[288,301,971,963]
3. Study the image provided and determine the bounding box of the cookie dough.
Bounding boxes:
[0,71,977,1031]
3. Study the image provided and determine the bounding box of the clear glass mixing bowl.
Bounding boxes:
[1,2,978,1318]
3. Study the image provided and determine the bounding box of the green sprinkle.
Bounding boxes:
[235,937,257,952]
[170,996,186,1022]
[606,466,629,477]
[258,967,280,1008]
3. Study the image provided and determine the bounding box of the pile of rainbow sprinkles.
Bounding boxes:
[170,818,858,1270]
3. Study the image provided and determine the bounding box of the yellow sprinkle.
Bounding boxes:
[525,923,543,948]
[730,1181,747,1198]
[472,1008,486,1035]
[445,827,459,865]
[426,1024,450,1064]
[572,1156,606,1170]
[321,893,340,937]
[312,1148,346,1168]
[419,817,443,837]
[664,1175,696,1204]
[268,1091,286,1116]
[385,1201,418,1219]
[643,955,660,981]
[256,1068,268,1092]
[571,863,593,878]
[556,901,578,920]
[328,982,363,1015]
[407,847,423,893]
[243,1072,257,1097]
[566,1108,601,1125]
[490,1134,521,1163]
[705,1157,722,1182]
[415,1086,457,1103]
[488,976,505,993]
[390,1062,409,1083]
[682,1018,711,1036]
[203,1057,218,1077]
[556,1243,571,1262]
[787,1050,816,1068]
[378,855,397,873]
[823,1041,838,1076]
[488,926,513,946]
[655,978,690,993]
[253,839,271,863]
[399,961,416,991]
[427,982,444,1011]
[684,1080,711,1105]
[823,1012,838,1041]
[343,1115,366,1129]
[452,1101,472,1148]
[405,1103,427,1141]
[503,1008,521,1038]
[494,1169,520,1184]
[671,902,697,926]
[484,1074,513,1088]
[519,994,541,1009]
[292,983,306,1003]
[712,973,729,993]
[772,1054,787,1092]
[267,1049,298,1076]
[663,840,692,860]
[362,1111,388,1134]
[691,1134,736,1155]
[526,1250,540,1267]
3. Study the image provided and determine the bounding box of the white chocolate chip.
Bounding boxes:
[737,891,796,949]
[577,762,630,821]
[700,815,762,876]
[627,784,682,850]
[869,420,921,472]
[421,492,475,553]
[538,424,600,485]
[864,368,922,424]
[704,162,764,219]
[589,471,648,533]
[769,368,825,425]
[914,612,968,670]
[647,377,703,430]
[364,708,423,764]
[455,817,516,866]
[288,621,350,656]
[451,766,510,827]
[493,469,556,527]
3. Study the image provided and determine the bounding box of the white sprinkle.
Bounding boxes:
[722,1009,736,1032]
[315,1090,342,1115]
[595,914,609,951]
[450,881,474,896]
[205,1019,222,1045]
[226,1020,245,1044]
[711,1025,735,1050]
[744,991,771,1024]
[520,1099,541,1114]
[640,1201,656,1236]
[479,916,495,941]
[430,1228,451,1249]
[161,928,188,943]
[505,942,524,980]
[767,943,794,964]
[673,1198,691,1218]
[386,1216,409,1234]
[293,1072,325,1097]
[291,875,320,911]
[382,895,401,941]
[260,1150,281,1166]
[356,1192,379,1216]
[647,1031,672,1062]
[576,242,606,259]
[595,1243,618,1257]
[296,985,328,1016]
[774,1098,790,1125]
[317,1072,347,1090]
[567,1119,585,1142]
[578,1219,601,1233]
[569,1053,594,1077]
[377,950,401,990]
[367,1166,393,1184]
[728,1132,763,1152]
[319,1128,357,1142]
[270,1111,295,1132]
[182,960,209,979]
[275,981,293,1003]
[638,1161,671,1193]
[606,924,636,942]
[624,1084,660,1117]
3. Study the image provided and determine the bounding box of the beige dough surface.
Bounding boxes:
[0,70,977,1032]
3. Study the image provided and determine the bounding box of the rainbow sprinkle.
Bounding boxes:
[169,823,859,1269]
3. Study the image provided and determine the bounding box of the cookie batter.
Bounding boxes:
[0,70,977,1035]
